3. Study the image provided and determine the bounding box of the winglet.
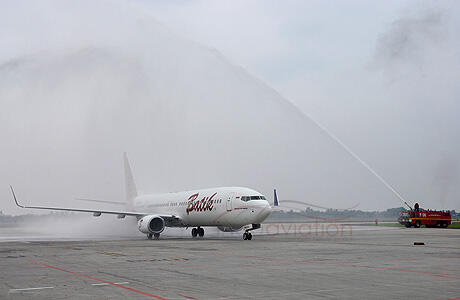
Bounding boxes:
[274,189,279,207]
[10,185,25,208]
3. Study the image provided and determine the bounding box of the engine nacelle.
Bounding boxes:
[217,225,244,232]
[137,215,165,234]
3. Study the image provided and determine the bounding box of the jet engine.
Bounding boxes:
[217,225,244,232]
[137,215,165,234]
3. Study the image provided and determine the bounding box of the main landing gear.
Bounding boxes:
[191,227,205,238]
[243,232,252,240]
[243,224,261,241]
[147,233,160,240]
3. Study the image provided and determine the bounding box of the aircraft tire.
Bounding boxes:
[192,228,198,238]
[198,227,204,237]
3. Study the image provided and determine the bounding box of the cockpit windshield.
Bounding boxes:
[241,195,266,201]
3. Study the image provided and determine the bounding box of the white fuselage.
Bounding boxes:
[134,187,271,227]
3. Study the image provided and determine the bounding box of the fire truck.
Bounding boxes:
[398,203,451,228]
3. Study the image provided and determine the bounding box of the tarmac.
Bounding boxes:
[1,223,459,299]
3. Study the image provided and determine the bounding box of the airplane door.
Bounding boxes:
[226,192,234,211]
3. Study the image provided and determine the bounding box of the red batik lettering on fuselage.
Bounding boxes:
[187,192,216,214]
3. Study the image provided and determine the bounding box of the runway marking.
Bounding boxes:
[126,257,189,262]
[9,286,54,293]
[310,288,351,293]
[92,281,129,286]
[99,251,126,257]
[29,260,169,300]
[177,293,197,300]
[213,252,460,279]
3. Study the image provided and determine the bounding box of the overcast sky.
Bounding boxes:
[1,0,459,214]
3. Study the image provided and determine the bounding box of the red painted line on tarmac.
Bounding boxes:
[29,260,169,300]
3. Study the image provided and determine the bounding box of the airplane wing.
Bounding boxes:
[75,198,126,205]
[10,186,182,225]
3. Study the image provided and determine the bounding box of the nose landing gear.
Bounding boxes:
[242,224,261,241]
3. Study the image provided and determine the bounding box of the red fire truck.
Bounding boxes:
[398,203,451,228]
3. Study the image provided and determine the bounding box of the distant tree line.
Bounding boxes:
[0,208,458,224]
[267,207,459,221]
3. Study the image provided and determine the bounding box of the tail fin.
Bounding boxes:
[274,189,279,207]
[123,152,137,210]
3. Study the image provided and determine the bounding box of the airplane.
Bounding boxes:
[10,153,273,240]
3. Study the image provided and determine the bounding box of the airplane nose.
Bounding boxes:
[256,201,271,221]
[264,201,271,211]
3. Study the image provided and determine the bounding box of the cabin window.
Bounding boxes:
[241,195,266,201]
